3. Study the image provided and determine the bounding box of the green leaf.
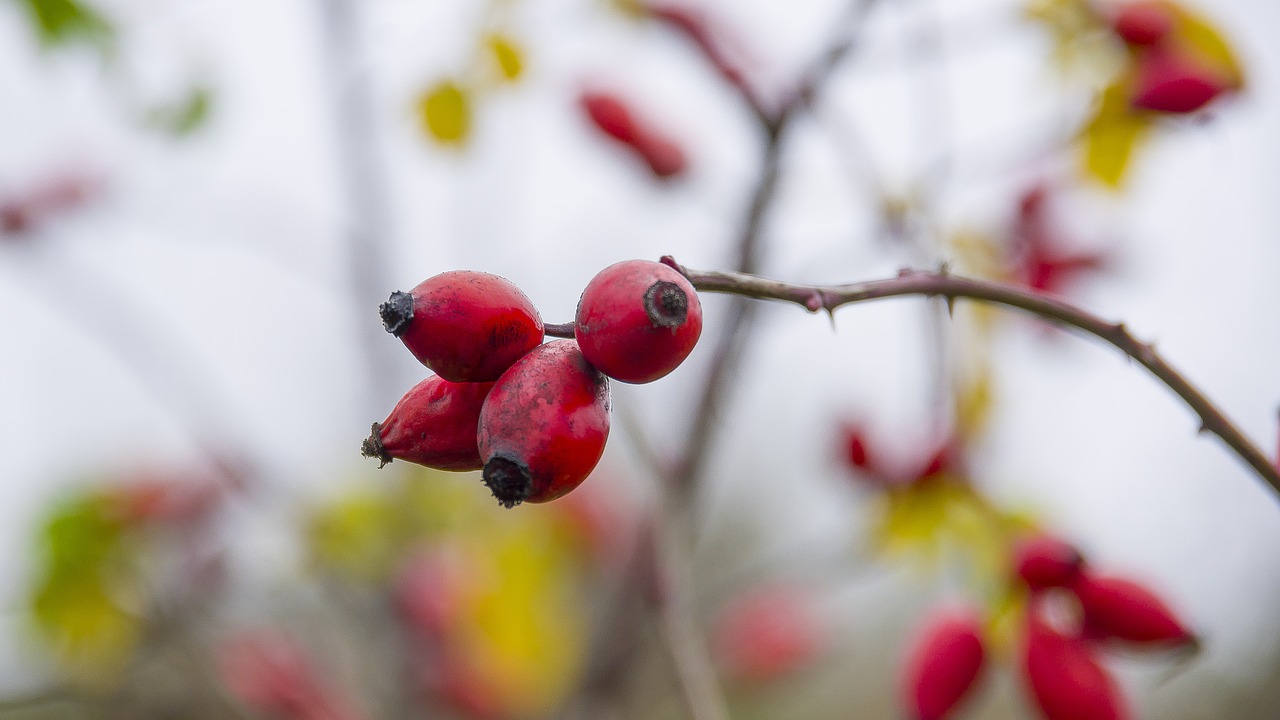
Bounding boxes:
[146,85,214,136]
[17,0,113,49]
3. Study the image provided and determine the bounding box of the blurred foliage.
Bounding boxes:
[485,32,524,82]
[13,0,112,49]
[145,86,214,137]
[1081,77,1152,188]
[1168,2,1244,88]
[308,468,601,717]
[30,493,140,679]
[419,79,472,146]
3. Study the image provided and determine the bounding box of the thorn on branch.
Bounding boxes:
[805,292,823,313]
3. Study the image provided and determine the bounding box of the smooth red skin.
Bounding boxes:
[477,340,611,503]
[843,424,871,469]
[378,376,495,471]
[1023,613,1128,720]
[399,271,543,383]
[581,91,643,145]
[634,134,687,178]
[901,611,986,720]
[711,586,820,683]
[575,260,703,384]
[580,92,687,180]
[1130,50,1227,114]
[1015,535,1085,592]
[1070,574,1194,645]
[1112,2,1174,46]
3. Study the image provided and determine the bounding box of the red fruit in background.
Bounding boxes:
[1012,183,1109,296]
[633,134,687,178]
[0,202,29,235]
[1023,611,1128,720]
[380,271,543,383]
[477,340,611,508]
[901,609,986,720]
[393,548,467,642]
[218,630,365,720]
[580,90,687,179]
[842,423,872,469]
[362,375,494,470]
[1111,2,1174,46]
[575,259,702,384]
[580,91,643,145]
[1014,534,1085,592]
[710,585,820,683]
[1130,48,1230,114]
[1071,574,1196,646]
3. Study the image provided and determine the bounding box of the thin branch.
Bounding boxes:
[660,258,1280,499]
[647,516,730,720]
[670,0,882,497]
[543,322,576,339]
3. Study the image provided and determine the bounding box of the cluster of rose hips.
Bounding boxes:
[1110,1,1239,114]
[362,259,703,508]
[902,534,1196,720]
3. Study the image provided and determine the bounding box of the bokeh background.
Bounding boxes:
[2,0,1279,718]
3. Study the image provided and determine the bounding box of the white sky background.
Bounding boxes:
[1,0,1279,717]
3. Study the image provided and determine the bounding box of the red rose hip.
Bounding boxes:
[380,271,543,382]
[477,340,611,507]
[1130,49,1230,114]
[1111,2,1174,47]
[1071,574,1196,646]
[902,609,986,720]
[575,259,702,384]
[1014,534,1085,592]
[362,375,494,470]
[580,92,688,180]
[1023,610,1128,720]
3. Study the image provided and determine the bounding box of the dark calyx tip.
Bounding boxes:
[360,422,392,468]
[482,456,532,509]
[644,280,688,330]
[379,291,415,337]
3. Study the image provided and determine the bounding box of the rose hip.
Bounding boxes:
[362,375,494,471]
[477,340,611,507]
[1071,573,1196,646]
[1130,48,1230,114]
[379,271,543,383]
[1014,534,1085,592]
[580,91,687,179]
[1023,610,1128,720]
[1111,2,1174,46]
[575,259,702,384]
[901,609,986,720]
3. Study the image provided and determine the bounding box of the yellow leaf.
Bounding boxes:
[873,478,973,559]
[1080,79,1152,189]
[419,80,472,146]
[454,514,586,716]
[307,489,403,580]
[955,370,995,441]
[1167,3,1243,89]
[485,33,524,82]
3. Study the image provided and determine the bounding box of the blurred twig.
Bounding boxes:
[319,0,403,419]
[665,259,1280,500]
[671,0,883,500]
